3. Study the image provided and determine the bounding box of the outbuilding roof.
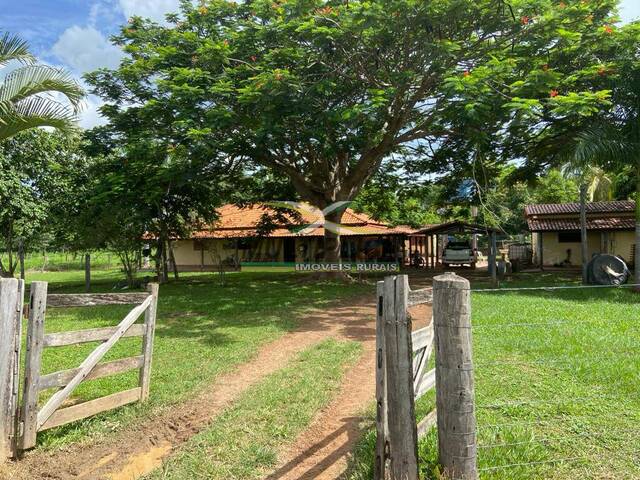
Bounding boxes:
[525,201,635,232]
[524,200,634,216]
[188,203,418,239]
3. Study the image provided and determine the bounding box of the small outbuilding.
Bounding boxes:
[525,201,636,268]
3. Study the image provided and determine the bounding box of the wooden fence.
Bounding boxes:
[0,279,159,460]
[375,273,477,480]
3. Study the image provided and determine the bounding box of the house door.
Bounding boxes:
[284,238,296,263]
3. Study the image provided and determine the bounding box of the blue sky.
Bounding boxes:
[1,0,639,128]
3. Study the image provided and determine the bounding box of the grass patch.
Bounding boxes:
[347,274,640,479]
[26,269,371,450]
[146,338,362,479]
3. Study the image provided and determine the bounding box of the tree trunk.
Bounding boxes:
[319,209,346,279]
[18,240,25,280]
[579,183,588,284]
[168,239,179,280]
[161,238,169,283]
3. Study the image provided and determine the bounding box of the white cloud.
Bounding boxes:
[79,94,108,129]
[620,0,640,23]
[118,0,182,24]
[52,25,123,73]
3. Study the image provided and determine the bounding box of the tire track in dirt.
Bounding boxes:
[262,302,432,480]
[3,293,379,480]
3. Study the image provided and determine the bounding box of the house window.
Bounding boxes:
[558,231,581,243]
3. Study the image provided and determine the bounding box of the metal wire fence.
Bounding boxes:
[469,282,640,479]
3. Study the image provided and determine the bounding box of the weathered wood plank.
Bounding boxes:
[39,356,144,391]
[139,283,159,401]
[39,388,141,432]
[37,296,152,429]
[46,292,150,308]
[433,272,478,479]
[0,279,20,461]
[374,281,387,480]
[414,368,436,400]
[384,275,419,480]
[408,287,432,306]
[19,281,48,450]
[411,325,434,352]
[10,281,25,458]
[44,324,146,348]
[417,409,437,439]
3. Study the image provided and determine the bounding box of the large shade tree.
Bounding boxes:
[89,0,618,264]
[0,33,84,141]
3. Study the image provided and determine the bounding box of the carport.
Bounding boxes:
[412,221,501,282]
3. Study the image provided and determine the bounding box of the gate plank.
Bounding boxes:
[39,356,144,391]
[36,296,152,430]
[19,281,48,450]
[39,388,141,431]
[44,324,146,347]
[46,293,150,308]
[408,288,433,306]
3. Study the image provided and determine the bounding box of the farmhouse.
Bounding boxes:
[170,203,417,271]
[525,200,636,267]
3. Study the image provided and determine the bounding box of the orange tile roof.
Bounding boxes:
[189,203,417,238]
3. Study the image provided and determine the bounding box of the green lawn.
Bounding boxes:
[348,273,640,480]
[24,267,371,449]
[146,338,362,479]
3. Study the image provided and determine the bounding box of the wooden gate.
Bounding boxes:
[18,282,159,451]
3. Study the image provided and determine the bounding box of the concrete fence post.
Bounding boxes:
[433,272,478,480]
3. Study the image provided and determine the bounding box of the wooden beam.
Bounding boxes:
[0,279,20,460]
[374,281,387,480]
[383,276,418,480]
[20,281,48,450]
[417,409,437,439]
[46,292,150,308]
[433,272,478,479]
[39,388,141,432]
[39,356,144,391]
[44,324,146,348]
[139,283,159,401]
[408,288,432,306]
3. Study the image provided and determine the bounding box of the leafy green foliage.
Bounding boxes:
[0,33,83,141]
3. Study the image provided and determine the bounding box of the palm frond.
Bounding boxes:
[0,95,79,141]
[0,32,34,67]
[0,65,85,111]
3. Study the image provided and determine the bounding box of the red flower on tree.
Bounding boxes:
[521,16,530,25]
[463,70,470,77]
[549,89,559,98]
[604,25,614,34]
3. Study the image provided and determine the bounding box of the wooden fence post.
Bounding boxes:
[139,283,159,401]
[20,281,48,451]
[85,253,91,293]
[0,279,20,461]
[383,275,418,480]
[433,272,478,480]
[374,281,388,479]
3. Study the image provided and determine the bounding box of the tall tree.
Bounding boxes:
[0,33,84,141]
[85,0,615,266]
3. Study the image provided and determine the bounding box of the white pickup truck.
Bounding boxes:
[443,240,477,268]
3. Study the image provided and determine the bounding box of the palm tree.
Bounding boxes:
[562,157,613,284]
[0,32,84,141]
